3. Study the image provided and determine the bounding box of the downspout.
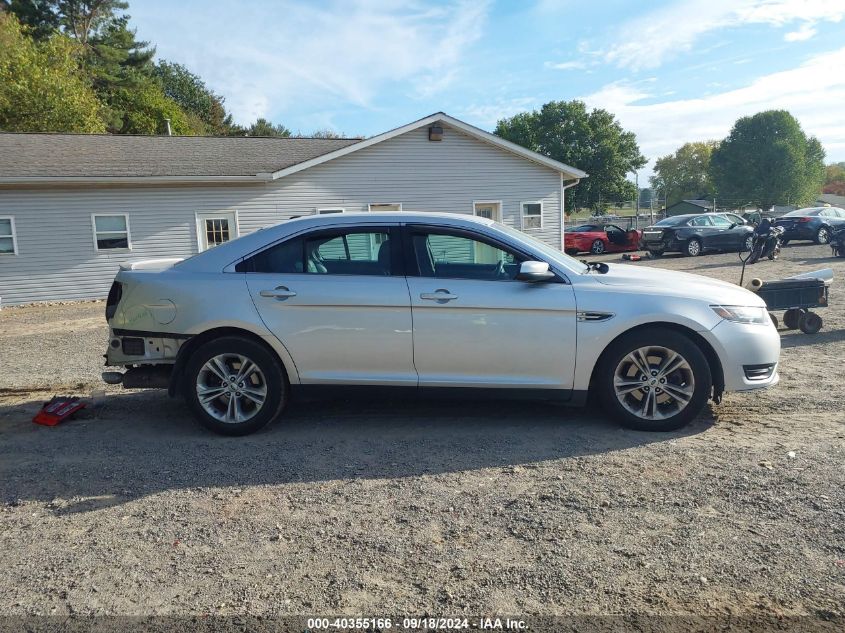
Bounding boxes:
[560,174,581,250]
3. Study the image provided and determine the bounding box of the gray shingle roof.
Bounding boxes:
[0,133,361,178]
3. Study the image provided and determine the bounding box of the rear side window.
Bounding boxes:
[237,229,393,276]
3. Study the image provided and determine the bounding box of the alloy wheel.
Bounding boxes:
[196,353,268,424]
[817,228,830,244]
[687,240,701,256]
[591,239,605,254]
[613,346,695,421]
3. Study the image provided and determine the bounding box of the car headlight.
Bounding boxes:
[711,305,768,324]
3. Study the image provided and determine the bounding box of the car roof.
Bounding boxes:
[175,211,497,272]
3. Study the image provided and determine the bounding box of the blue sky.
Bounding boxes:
[130,0,845,177]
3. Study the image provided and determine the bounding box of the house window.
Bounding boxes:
[521,201,543,229]
[317,208,345,214]
[92,214,130,251]
[0,217,17,255]
[368,203,402,212]
[473,201,502,222]
[196,211,238,251]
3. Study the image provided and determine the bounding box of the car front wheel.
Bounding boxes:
[184,336,287,436]
[597,328,712,432]
[590,239,605,254]
[815,227,830,244]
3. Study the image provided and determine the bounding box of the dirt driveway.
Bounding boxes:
[1,243,844,625]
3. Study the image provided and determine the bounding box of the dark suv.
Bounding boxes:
[640,213,754,257]
[773,207,845,245]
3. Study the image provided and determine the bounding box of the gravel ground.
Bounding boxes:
[1,243,844,627]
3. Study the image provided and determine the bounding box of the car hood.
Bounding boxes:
[592,263,765,305]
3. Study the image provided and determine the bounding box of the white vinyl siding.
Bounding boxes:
[92,214,130,251]
[0,217,17,255]
[0,123,562,305]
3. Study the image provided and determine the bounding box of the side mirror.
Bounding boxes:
[516,260,555,283]
[728,223,737,229]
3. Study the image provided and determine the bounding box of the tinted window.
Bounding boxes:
[570,225,598,232]
[784,209,821,217]
[654,217,689,226]
[723,213,744,225]
[710,215,733,227]
[689,215,713,227]
[240,230,392,275]
[412,231,524,281]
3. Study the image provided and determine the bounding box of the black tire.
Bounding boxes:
[184,336,287,436]
[769,313,778,328]
[815,227,831,245]
[596,328,712,432]
[783,309,801,330]
[781,239,790,246]
[647,249,664,258]
[799,311,823,335]
[590,239,605,255]
[685,238,702,257]
[565,248,579,256]
[768,245,780,260]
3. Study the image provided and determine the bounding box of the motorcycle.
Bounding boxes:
[831,226,845,258]
[746,223,784,265]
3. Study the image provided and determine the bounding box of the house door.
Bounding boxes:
[197,211,238,251]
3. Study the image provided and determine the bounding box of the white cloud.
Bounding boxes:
[544,60,587,70]
[457,97,539,127]
[133,0,490,124]
[784,23,818,41]
[595,0,845,70]
[580,46,845,175]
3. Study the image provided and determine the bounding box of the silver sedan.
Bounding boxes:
[103,212,780,435]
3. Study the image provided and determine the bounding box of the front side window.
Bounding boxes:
[521,202,543,229]
[92,214,130,250]
[0,217,17,254]
[412,230,524,281]
[709,215,733,227]
[243,229,392,276]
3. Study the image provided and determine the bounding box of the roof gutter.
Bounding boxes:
[560,175,581,250]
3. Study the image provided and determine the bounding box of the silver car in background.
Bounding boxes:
[103,212,780,435]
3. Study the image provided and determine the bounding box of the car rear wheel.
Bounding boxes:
[590,239,605,254]
[685,238,702,257]
[184,336,287,436]
[815,227,830,244]
[597,328,712,432]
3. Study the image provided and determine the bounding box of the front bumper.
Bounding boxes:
[705,319,781,392]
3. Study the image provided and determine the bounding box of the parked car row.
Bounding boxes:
[566,207,845,257]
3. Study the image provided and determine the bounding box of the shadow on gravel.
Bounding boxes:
[0,390,712,514]
[779,328,845,348]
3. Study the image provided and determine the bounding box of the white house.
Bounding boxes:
[0,112,585,306]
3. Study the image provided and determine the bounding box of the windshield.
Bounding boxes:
[492,222,586,273]
[783,209,821,217]
[654,216,688,226]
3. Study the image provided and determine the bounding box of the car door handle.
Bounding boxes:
[260,286,297,299]
[420,289,458,302]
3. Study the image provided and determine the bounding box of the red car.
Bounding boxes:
[564,223,642,255]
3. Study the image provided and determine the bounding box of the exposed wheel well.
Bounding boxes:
[167,327,289,397]
[588,322,725,400]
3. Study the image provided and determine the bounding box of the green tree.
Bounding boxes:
[57,0,126,46]
[154,60,234,134]
[495,100,646,213]
[710,110,826,210]
[0,12,104,132]
[650,141,717,206]
[246,118,291,137]
[0,0,60,39]
[824,162,845,195]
